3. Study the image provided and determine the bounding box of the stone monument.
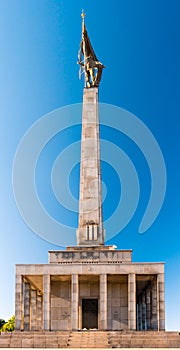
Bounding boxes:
[15,12,165,332]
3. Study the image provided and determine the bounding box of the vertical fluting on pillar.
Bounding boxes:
[30,289,37,330]
[128,273,136,330]
[157,273,165,330]
[24,282,31,331]
[99,274,107,330]
[43,274,51,330]
[77,87,104,246]
[37,293,43,330]
[15,274,23,331]
[151,277,158,330]
[71,274,79,330]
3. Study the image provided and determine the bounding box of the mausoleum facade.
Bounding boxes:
[15,247,165,331]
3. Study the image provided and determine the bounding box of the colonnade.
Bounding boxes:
[15,275,43,331]
[136,275,165,330]
[15,273,165,331]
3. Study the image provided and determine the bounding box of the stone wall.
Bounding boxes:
[107,281,128,330]
[79,280,99,299]
[51,278,129,331]
[51,280,71,330]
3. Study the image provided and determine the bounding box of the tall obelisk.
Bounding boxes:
[76,11,105,246]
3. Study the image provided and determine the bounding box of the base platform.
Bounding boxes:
[0,330,180,348]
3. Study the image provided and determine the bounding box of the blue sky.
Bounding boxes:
[0,0,180,330]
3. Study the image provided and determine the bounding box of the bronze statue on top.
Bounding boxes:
[78,11,105,88]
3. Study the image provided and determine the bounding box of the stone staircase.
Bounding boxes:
[0,330,180,348]
[68,331,109,348]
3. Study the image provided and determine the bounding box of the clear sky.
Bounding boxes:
[0,0,180,330]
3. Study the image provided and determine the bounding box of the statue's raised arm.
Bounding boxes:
[78,10,105,88]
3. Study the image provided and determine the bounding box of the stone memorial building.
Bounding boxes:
[15,12,165,333]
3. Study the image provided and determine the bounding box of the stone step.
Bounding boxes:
[68,331,109,348]
[107,331,180,348]
[0,330,180,348]
[0,331,71,348]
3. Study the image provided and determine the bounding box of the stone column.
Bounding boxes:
[71,274,79,330]
[31,289,37,330]
[151,277,158,330]
[139,300,143,330]
[142,292,146,330]
[37,293,43,330]
[136,303,139,331]
[107,282,112,330]
[137,298,139,330]
[137,298,142,330]
[24,282,31,331]
[157,273,165,330]
[43,274,51,330]
[128,273,136,330]
[100,274,107,330]
[15,275,23,330]
[146,288,151,330]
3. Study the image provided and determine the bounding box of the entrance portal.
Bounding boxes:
[82,299,98,329]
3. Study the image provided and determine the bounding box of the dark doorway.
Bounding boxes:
[82,299,98,329]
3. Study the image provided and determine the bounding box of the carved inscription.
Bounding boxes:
[49,250,131,263]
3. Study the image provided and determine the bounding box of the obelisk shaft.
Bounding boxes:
[76,87,104,245]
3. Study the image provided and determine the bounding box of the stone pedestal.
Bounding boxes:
[15,260,165,331]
